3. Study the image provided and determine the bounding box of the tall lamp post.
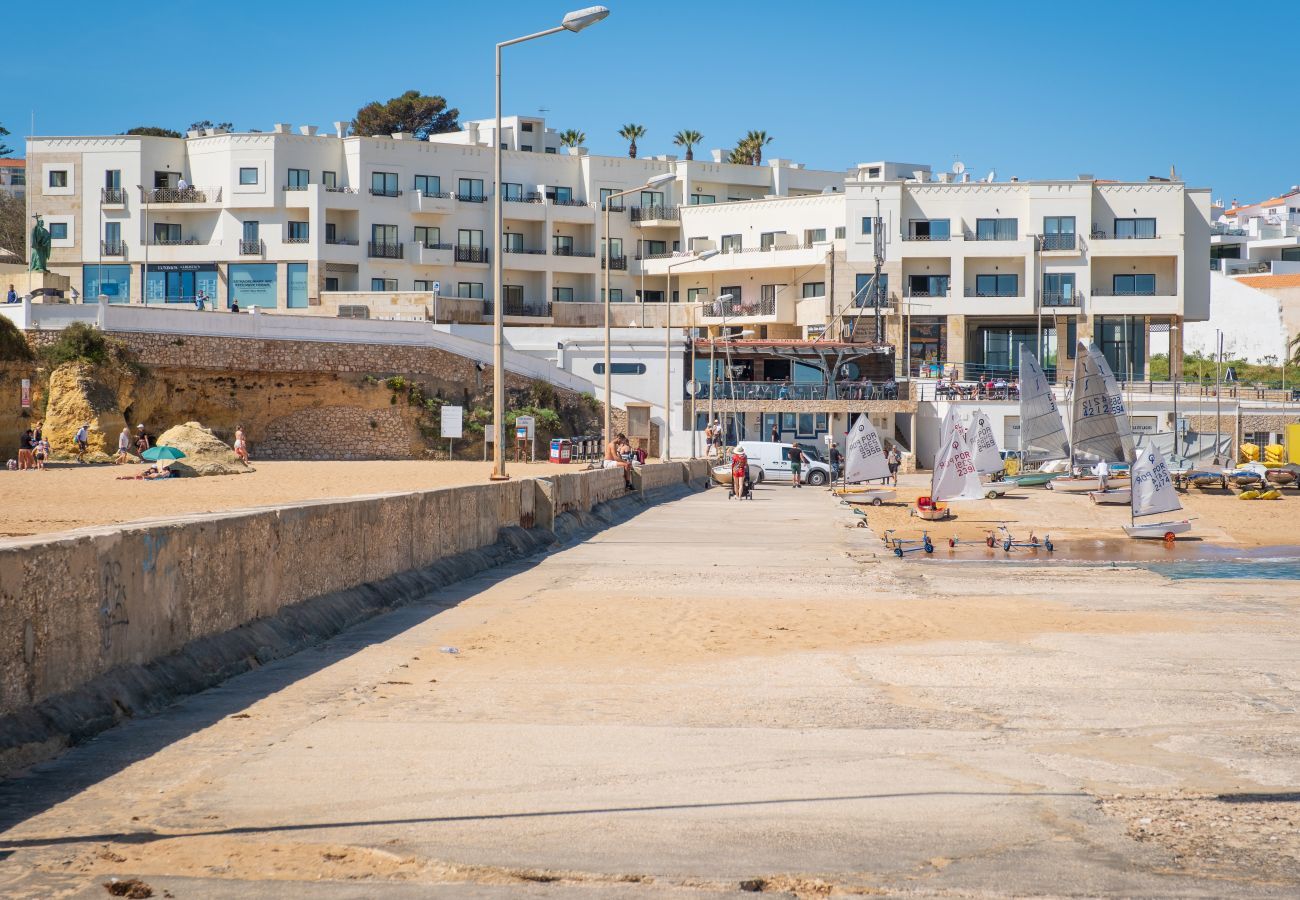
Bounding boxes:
[492,6,609,482]
[661,250,718,460]
[136,185,148,305]
[601,172,675,450]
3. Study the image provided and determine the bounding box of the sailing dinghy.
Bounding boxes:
[1012,352,1069,487]
[837,414,896,506]
[965,407,1017,497]
[1124,445,1192,541]
[1051,342,1136,493]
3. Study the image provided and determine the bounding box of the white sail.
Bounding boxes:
[844,414,891,483]
[1017,352,1069,461]
[1070,341,1136,463]
[931,431,985,501]
[1131,445,1182,519]
[938,406,966,448]
[965,408,1002,475]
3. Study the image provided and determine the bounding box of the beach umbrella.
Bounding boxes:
[141,446,186,466]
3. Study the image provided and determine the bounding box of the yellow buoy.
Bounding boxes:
[1239,490,1261,500]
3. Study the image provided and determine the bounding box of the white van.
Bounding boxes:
[734,441,832,486]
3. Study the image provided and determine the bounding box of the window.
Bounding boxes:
[553,287,574,302]
[640,190,664,208]
[325,277,340,291]
[501,182,523,201]
[641,240,667,258]
[520,145,532,152]
[371,223,397,244]
[457,282,484,299]
[287,221,309,241]
[325,223,337,243]
[720,234,742,253]
[720,286,742,306]
[1042,273,1076,305]
[228,263,276,308]
[48,170,68,188]
[547,186,573,203]
[1112,273,1156,296]
[599,188,623,210]
[104,222,121,245]
[593,363,647,375]
[371,278,397,291]
[49,222,68,240]
[458,228,483,247]
[552,235,574,255]
[104,169,121,189]
[834,226,846,239]
[414,280,436,292]
[975,274,1019,297]
[84,264,132,304]
[457,178,484,200]
[860,216,873,234]
[322,170,337,189]
[415,226,441,248]
[522,121,534,132]
[975,218,1018,241]
[238,167,258,185]
[153,222,181,243]
[601,288,625,303]
[689,194,716,205]
[804,228,826,244]
[1113,217,1157,239]
[908,275,949,297]
[603,237,623,259]
[545,146,557,154]
[287,168,309,189]
[502,232,523,252]
[687,287,709,304]
[414,174,441,195]
[854,273,889,306]
[287,263,308,308]
[909,219,949,240]
[243,221,260,242]
[1042,216,1075,250]
[370,171,399,196]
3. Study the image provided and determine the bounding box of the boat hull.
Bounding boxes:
[1011,472,1061,487]
[1089,488,1131,505]
[710,465,733,486]
[841,489,897,507]
[1123,520,1192,540]
[1048,477,1102,493]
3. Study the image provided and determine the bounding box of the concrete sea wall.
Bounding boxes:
[0,460,709,775]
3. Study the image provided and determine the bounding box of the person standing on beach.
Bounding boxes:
[234,426,250,462]
[789,442,803,488]
[115,426,132,464]
[770,422,779,442]
[1095,458,1110,492]
[74,423,90,463]
[828,441,842,482]
[704,423,714,456]
[17,427,34,470]
[887,446,901,485]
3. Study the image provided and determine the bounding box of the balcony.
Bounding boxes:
[1088,288,1181,315]
[367,241,404,259]
[285,236,310,245]
[412,241,453,265]
[630,204,680,224]
[552,246,596,258]
[549,199,595,224]
[100,240,126,256]
[410,190,454,214]
[239,238,265,256]
[639,241,825,275]
[324,236,359,246]
[496,297,552,318]
[964,288,1020,298]
[1039,288,1082,307]
[501,195,546,221]
[141,186,221,204]
[1040,233,1077,251]
[144,240,222,263]
[602,255,628,271]
[455,193,487,203]
[369,187,403,198]
[901,232,950,242]
[1089,229,1160,240]
[455,245,490,264]
[1084,232,1180,257]
[101,187,127,205]
[502,245,546,256]
[283,184,310,192]
[697,297,780,321]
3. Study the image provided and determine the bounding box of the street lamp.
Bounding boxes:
[661,249,718,460]
[601,170,674,451]
[491,6,608,482]
[136,185,147,305]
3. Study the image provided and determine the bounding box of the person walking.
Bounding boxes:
[704,422,715,455]
[234,426,249,462]
[1095,458,1110,492]
[769,422,779,442]
[231,299,241,314]
[74,422,90,463]
[887,445,902,486]
[135,424,150,457]
[828,440,842,482]
[115,426,132,464]
[17,427,34,470]
[789,441,803,488]
[730,446,749,499]
[33,437,49,470]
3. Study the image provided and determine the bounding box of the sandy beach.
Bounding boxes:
[0,460,561,538]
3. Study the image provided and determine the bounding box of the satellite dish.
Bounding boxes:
[952,160,965,175]
[985,170,996,183]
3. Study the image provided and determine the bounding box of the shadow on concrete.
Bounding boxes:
[0,483,703,836]
[0,789,1090,849]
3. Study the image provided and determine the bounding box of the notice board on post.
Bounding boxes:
[625,402,652,441]
[441,405,463,439]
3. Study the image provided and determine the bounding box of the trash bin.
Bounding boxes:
[549,438,572,464]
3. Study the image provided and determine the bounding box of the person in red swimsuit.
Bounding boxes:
[731,447,749,498]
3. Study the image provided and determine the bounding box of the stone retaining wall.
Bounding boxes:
[0,463,703,773]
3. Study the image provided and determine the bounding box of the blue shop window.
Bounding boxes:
[83,265,132,304]
[228,263,278,308]
[287,263,308,308]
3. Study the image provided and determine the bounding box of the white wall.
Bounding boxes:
[1184,274,1287,363]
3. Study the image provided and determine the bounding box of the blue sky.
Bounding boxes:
[3,0,1294,204]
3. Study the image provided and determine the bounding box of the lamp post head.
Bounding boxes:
[644,172,675,188]
[716,293,734,302]
[562,5,609,32]
[696,249,719,261]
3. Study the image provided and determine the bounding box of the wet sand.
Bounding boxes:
[0,460,562,538]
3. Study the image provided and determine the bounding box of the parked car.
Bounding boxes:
[734,441,832,486]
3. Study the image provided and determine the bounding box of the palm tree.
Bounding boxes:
[743,130,773,165]
[618,123,646,159]
[727,141,753,165]
[558,128,586,148]
[673,129,703,161]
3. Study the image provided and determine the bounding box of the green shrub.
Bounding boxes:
[39,322,114,367]
[0,315,33,362]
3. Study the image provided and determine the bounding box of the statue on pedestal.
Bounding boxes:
[30,216,51,273]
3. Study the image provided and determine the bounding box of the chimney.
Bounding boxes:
[273,123,291,134]
[961,172,971,183]
[1010,176,1019,183]
[391,132,412,140]
[710,148,723,163]
[912,170,928,183]
[186,129,201,139]
[466,122,481,145]
[299,125,318,136]
[333,121,347,138]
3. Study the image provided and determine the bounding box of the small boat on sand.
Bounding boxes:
[1124,446,1192,541]
[1089,487,1131,505]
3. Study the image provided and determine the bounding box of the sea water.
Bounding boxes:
[1141,558,1300,581]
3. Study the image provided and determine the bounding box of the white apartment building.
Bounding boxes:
[24,116,849,313]
[0,159,24,202]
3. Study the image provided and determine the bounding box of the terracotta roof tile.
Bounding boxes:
[1234,274,1300,289]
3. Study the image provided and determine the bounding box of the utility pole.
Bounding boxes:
[1214,329,1223,465]
[873,199,884,344]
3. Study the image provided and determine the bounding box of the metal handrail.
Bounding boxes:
[1090,288,1168,297]
[1090,231,1161,240]
[417,190,452,199]
[100,240,126,255]
[602,256,628,270]
[495,299,553,317]
[101,187,127,204]
[964,289,1022,298]
[367,241,403,259]
[503,246,546,255]
[455,193,487,203]
[150,237,201,246]
[553,247,596,257]
[325,237,359,246]
[369,187,403,197]
[549,198,591,208]
[418,241,454,250]
[238,239,265,255]
[631,205,680,222]
[325,186,356,194]
[901,232,949,241]
[700,298,777,317]
[1039,289,1081,306]
[283,184,310,192]
[284,237,310,244]
[455,245,490,263]
[1040,233,1077,250]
